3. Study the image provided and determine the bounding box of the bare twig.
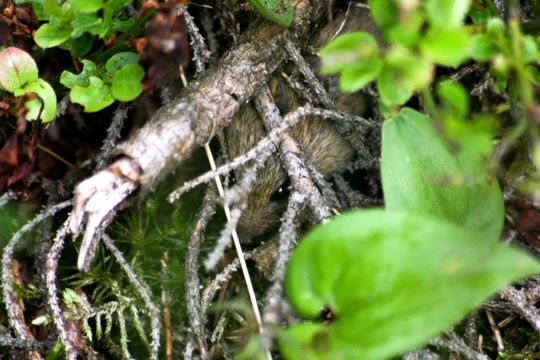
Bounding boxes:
[185,187,217,360]
[161,252,173,360]
[201,248,258,314]
[431,332,490,360]
[501,286,540,335]
[0,335,52,351]
[0,190,16,207]
[2,201,70,343]
[202,145,271,359]
[179,5,210,75]
[95,107,128,170]
[203,166,259,270]
[45,220,77,360]
[485,310,504,352]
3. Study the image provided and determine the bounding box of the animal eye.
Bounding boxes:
[270,178,291,202]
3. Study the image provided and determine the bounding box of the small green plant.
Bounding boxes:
[319,0,539,111]
[13,0,148,113]
[60,52,144,112]
[0,47,57,122]
[30,0,135,56]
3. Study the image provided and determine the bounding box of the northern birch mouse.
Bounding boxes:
[226,6,379,241]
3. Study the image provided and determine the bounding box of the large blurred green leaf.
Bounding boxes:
[381,108,503,239]
[282,209,540,360]
[426,0,471,30]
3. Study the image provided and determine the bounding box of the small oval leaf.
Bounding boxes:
[110,64,144,101]
[105,52,139,75]
[23,79,57,122]
[70,76,114,112]
[0,47,39,92]
[34,23,72,48]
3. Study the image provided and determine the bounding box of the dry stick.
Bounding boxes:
[253,86,329,335]
[185,188,217,360]
[169,106,363,201]
[0,334,51,351]
[0,190,16,207]
[45,219,77,360]
[203,146,271,360]
[95,107,128,170]
[200,248,259,314]
[69,0,322,249]
[284,38,334,110]
[262,197,302,334]
[485,310,504,352]
[178,5,210,75]
[202,165,261,270]
[430,333,490,360]
[501,286,540,335]
[1,201,71,345]
[161,252,173,360]
[284,38,375,159]
[101,233,161,360]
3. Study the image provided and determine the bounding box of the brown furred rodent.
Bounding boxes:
[226,6,378,241]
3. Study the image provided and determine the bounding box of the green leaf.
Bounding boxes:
[112,18,136,33]
[247,0,293,27]
[31,315,51,326]
[43,0,64,18]
[22,79,57,122]
[338,58,382,92]
[60,59,98,88]
[105,52,140,74]
[376,50,433,106]
[367,0,399,34]
[71,13,103,37]
[522,35,538,63]
[381,108,503,239]
[377,65,413,106]
[426,0,471,30]
[282,210,540,360]
[109,0,131,12]
[437,80,469,117]
[320,32,380,74]
[527,65,540,86]
[468,33,496,61]
[111,64,144,101]
[420,28,469,67]
[69,0,102,13]
[68,33,95,58]
[34,23,71,48]
[70,76,114,112]
[0,47,39,92]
